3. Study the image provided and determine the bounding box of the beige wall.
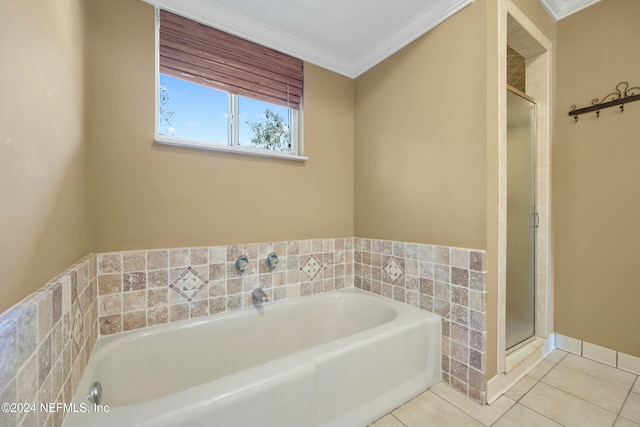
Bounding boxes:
[354,0,498,379]
[0,0,91,312]
[554,0,640,357]
[354,0,556,381]
[85,0,354,252]
[13,0,636,385]
[354,0,488,250]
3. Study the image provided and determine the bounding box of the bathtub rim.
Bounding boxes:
[65,288,441,427]
[93,287,436,362]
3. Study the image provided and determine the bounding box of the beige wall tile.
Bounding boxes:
[122,291,146,313]
[147,250,168,270]
[98,275,122,296]
[99,314,122,335]
[123,311,146,331]
[123,251,146,272]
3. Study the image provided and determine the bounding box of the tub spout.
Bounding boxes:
[252,288,269,305]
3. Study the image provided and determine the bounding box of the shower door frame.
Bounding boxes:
[505,85,537,353]
[494,0,553,383]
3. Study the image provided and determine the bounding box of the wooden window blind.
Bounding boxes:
[159,10,303,110]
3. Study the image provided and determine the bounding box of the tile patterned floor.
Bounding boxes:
[372,349,640,427]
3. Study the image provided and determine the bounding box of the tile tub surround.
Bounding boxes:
[353,238,487,404]
[0,236,486,427]
[0,255,98,427]
[96,238,355,335]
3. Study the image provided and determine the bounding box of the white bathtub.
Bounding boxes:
[64,288,441,427]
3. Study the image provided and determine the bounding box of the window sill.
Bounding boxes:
[155,136,308,162]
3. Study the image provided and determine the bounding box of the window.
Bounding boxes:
[155,10,305,160]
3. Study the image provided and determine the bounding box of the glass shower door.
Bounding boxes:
[506,88,536,351]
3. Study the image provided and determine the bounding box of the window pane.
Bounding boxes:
[238,96,292,153]
[158,74,228,144]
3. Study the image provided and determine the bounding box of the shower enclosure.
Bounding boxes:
[506,87,537,351]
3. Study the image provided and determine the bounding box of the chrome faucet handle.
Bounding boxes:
[266,252,278,271]
[235,255,249,274]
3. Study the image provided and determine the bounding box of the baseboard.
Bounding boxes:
[555,333,640,375]
[487,333,640,404]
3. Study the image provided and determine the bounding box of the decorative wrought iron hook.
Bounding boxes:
[569,81,640,121]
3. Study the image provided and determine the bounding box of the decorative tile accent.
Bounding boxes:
[383,257,404,284]
[169,267,209,302]
[300,254,323,281]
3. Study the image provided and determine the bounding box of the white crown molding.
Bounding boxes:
[144,0,355,77]
[538,0,601,22]
[353,0,473,77]
[144,0,472,79]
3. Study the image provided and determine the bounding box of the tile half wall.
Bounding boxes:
[0,236,488,427]
[353,238,487,404]
[0,256,98,427]
[95,239,354,334]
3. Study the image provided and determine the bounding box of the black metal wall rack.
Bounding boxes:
[569,81,640,122]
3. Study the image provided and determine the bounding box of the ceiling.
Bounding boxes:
[146,0,600,79]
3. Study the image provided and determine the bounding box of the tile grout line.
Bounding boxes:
[545,357,638,404]
[509,388,571,427]
[391,413,408,427]
[553,350,569,365]
[557,362,627,385]
[616,377,639,422]
[376,350,634,427]
[612,415,623,427]
[370,391,416,427]
[557,353,638,387]
[431,385,515,427]
[509,351,614,426]
[488,410,507,427]
[521,379,622,419]
[374,350,634,427]
[510,375,541,403]
[511,350,564,403]
[531,359,557,382]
